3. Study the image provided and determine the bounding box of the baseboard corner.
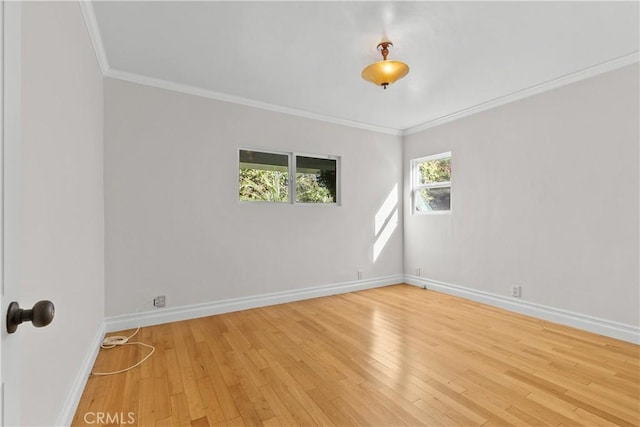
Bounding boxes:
[404,274,640,345]
[56,320,106,426]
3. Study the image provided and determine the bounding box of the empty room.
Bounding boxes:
[1,1,639,426]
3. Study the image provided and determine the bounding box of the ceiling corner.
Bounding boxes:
[402,51,640,137]
[79,0,109,75]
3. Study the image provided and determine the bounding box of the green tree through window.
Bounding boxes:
[413,153,452,212]
[239,168,289,202]
[239,150,338,204]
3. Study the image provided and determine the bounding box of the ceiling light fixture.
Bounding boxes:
[361,41,409,89]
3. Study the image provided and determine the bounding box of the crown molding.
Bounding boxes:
[105,69,403,136]
[403,51,640,136]
[79,0,637,138]
[79,0,109,75]
[103,51,639,138]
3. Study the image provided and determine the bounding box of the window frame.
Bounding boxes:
[238,148,341,205]
[238,147,291,204]
[293,152,340,205]
[411,151,452,214]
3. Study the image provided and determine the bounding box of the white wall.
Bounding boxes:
[21,2,104,425]
[404,64,639,328]
[104,78,403,317]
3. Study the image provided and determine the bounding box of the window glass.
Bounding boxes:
[415,187,451,212]
[412,152,452,213]
[239,150,289,202]
[295,156,337,203]
[418,157,451,185]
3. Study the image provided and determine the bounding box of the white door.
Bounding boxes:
[1,2,22,425]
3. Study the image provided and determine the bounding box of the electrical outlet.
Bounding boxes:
[511,285,522,298]
[153,295,166,308]
[357,271,363,280]
[416,268,421,276]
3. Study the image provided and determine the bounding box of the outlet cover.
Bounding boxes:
[154,295,166,308]
[511,285,522,298]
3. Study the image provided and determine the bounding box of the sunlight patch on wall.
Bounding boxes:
[375,184,398,236]
[373,184,399,262]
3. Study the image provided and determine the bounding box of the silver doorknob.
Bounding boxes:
[6,300,55,334]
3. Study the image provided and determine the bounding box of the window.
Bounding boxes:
[239,149,339,204]
[239,150,289,202]
[296,156,337,203]
[412,152,451,213]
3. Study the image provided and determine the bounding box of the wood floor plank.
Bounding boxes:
[196,342,240,420]
[413,396,481,426]
[504,404,551,426]
[73,285,640,426]
[169,392,192,427]
[179,366,206,420]
[164,347,185,395]
[305,388,357,426]
[358,380,429,426]
[257,384,299,427]
[227,383,263,426]
[260,367,317,425]
[267,362,335,426]
[195,377,225,425]
[333,380,400,426]
[224,351,273,421]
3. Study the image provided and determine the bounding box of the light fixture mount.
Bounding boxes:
[362,39,409,90]
[377,41,393,60]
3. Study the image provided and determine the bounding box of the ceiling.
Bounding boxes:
[89,1,639,134]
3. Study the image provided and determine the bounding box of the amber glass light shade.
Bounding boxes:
[362,41,409,89]
[361,60,410,89]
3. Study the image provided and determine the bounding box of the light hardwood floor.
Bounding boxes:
[72,285,639,426]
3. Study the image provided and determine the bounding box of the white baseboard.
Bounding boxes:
[105,275,404,333]
[404,275,640,345]
[56,320,106,426]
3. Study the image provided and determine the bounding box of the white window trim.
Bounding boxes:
[411,151,452,215]
[238,148,341,205]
